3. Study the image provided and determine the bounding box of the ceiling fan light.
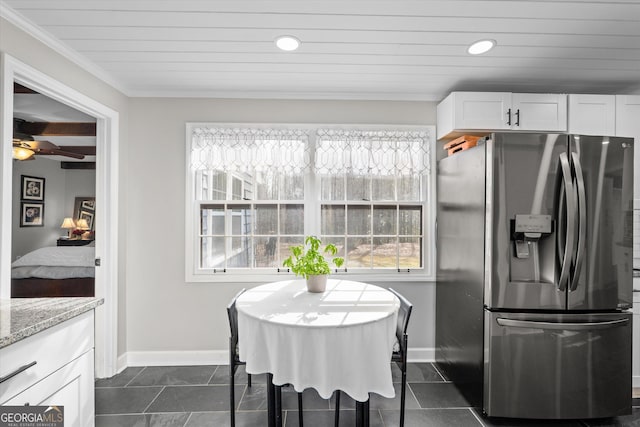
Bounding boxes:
[275,35,301,51]
[13,145,34,160]
[467,39,496,55]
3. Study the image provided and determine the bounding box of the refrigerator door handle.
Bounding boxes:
[569,152,587,292]
[556,152,576,292]
[496,317,629,331]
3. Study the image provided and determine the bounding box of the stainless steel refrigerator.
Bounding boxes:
[436,133,634,419]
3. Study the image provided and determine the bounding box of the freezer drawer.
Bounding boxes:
[484,311,632,419]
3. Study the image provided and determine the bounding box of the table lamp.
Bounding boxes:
[76,218,89,230]
[76,218,90,240]
[61,217,75,238]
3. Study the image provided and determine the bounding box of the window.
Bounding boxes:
[186,124,434,282]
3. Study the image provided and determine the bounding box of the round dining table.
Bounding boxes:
[236,279,400,427]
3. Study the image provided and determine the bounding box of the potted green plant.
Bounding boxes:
[283,236,344,292]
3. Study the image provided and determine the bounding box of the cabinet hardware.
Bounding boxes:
[0,361,37,384]
[507,108,512,125]
[515,109,521,126]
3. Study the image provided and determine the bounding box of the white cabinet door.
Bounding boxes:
[0,311,93,403]
[437,92,568,139]
[5,350,95,427]
[568,94,616,136]
[512,93,567,132]
[616,95,640,138]
[452,92,511,131]
[615,95,640,200]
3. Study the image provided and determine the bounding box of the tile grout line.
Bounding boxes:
[430,362,448,382]
[237,384,248,412]
[406,381,422,410]
[123,366,146,387]
[182,411,192,427]
[141,385,166,414]
[206,365,218,385]
[378,408,386,427]
[468,407,488,426]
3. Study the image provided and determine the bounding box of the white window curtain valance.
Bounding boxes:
[315,129,431,175]
[191,127,310,174]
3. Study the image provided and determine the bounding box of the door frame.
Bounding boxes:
[0,53,119,378]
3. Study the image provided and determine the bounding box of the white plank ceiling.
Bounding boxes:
[2,0,639,100]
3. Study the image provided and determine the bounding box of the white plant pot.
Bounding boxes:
[306,275,328,293]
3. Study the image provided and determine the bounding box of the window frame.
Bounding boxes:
[185,122,437,283]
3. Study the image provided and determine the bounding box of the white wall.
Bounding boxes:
[126,98,438,361]
[11,157,95,258]
[0,16,130,359]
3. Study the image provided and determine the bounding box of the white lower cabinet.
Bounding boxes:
[4,350,94,427]
[0,311,95,427]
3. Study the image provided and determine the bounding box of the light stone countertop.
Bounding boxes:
[0,297,103,349]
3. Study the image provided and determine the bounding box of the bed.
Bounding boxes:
[11,246,95,297]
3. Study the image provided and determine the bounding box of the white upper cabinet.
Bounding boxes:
[449,92,511,134]
[615,95,640,200]
[512,93,567,133]
[437,92,567,140]
[615,95,640,138]
[568,94,616,136]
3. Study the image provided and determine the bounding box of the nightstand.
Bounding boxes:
[57,239,93,246]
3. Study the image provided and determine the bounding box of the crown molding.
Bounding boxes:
[126,88,443,102]
[0,1,129,96]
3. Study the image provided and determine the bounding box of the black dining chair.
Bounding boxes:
[227,289,305,427]
[333,287,413,427]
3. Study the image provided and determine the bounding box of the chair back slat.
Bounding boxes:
[227,288,246,349]
[388,288,413,353]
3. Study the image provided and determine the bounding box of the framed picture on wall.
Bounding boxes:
[21,175,45,201]
[20,202,45,227]
[74,197,95,230]
[79,210,94,230]
[81,200,95,210]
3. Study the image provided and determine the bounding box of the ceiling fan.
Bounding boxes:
[12,139,86,160]
[13,119,86,160]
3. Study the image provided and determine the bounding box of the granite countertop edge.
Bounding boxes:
[0,298,104,349]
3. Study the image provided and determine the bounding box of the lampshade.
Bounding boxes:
[61,217,76,229]
[76,218,89,230]
[13,145,35,160]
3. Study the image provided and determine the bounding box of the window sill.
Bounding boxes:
[185,271,434,284]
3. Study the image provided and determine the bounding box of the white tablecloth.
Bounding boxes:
[236,279,399,402]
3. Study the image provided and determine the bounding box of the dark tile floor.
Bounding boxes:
[95,363,640,427]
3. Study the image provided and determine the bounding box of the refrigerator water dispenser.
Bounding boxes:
[510,214,554,283]
[511,214,553,259]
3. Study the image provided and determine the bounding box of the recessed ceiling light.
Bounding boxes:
[275,35,301,52]
[467,39,496,55]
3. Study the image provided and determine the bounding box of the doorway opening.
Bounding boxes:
[1,54,120,378]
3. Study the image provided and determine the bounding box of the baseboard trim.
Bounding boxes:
[116,353,128,373]
[116,347,435,369]
[125,350,228,367]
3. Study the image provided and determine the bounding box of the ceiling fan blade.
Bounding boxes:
[28,140,86,159]
[35,148,85,160]
[28,139,61,151]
